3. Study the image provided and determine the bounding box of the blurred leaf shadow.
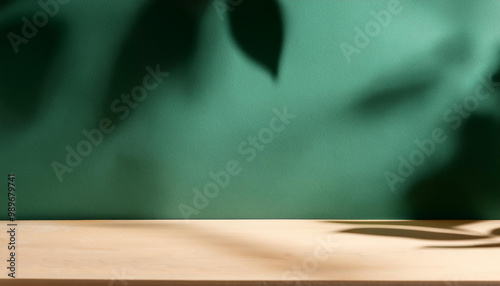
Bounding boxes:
[97,0,204,130]
[228,0,283,79]
[98,0,285,131]
[325,65,500,249]
[325,220,480,230]
[0,0,13,9]
[426,242,500,249]
[339,227,491,241]
[355,80,437,114]
[404,114,500,219]
[0,19,65,131]
[353,63,442,115]
[326,220,500,249]
[491,227,500,236]
[492,61,500,85]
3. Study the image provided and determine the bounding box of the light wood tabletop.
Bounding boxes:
[1,220,499,285]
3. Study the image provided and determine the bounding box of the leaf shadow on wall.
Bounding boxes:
[404,105,500,219]
[94,0,285,219]
[96,0,202,130]
[98,0,284,131]
[0,0,13,9]
[228,0,283,79]
[0,19,65,131]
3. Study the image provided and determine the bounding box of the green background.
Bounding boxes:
[1,0,500,219]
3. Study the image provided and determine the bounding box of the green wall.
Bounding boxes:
[1,0,500,219]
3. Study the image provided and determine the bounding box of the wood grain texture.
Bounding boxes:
[1,220,499,285]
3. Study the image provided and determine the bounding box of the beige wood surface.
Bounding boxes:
[1,220,500,285]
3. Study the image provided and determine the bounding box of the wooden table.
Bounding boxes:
[1,220,499,285]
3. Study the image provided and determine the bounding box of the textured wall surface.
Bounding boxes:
[1,0,500,219]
